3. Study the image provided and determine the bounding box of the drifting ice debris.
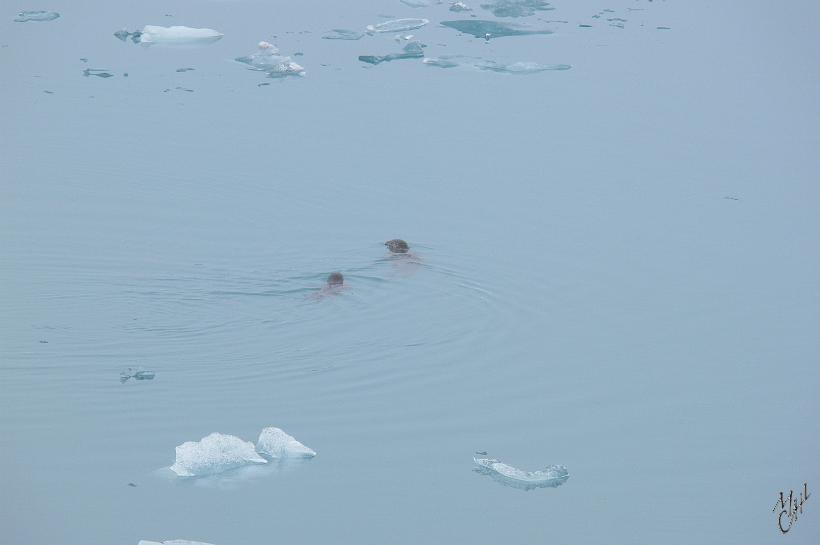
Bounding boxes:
[235,41,305,78]
[114,26,223,45]
[83,68,114,78]
[474,457,569,490]
[256,427,316,458]
[170,433,267,477]
[423,55,469,68]
[139,541,216,545]
[359,41,424,65]
[401,0,432,6]
[477,60,570,73]
[480,0,554,17]
[14,10,60,22]
[322,29,364,40]
[366,18,429,34]
[450,1,472,11]
[176,67,195,72]
[441,20,552,39]
[120,368,155,383]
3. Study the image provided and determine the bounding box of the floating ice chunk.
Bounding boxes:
[120,367,155,382]
[256,427,316,459]
[117,26,223,45]
[366,18,429,34]
[480,0,553,17]
[14,10,60,22]
[401,0,432,7]
[474,457,569,490]
[322,29,364,40]
[359,41,425,65]
[170,433,267,477]
[441,19,552,39]
[423,55,467,68]
[450,1,472,11]
[235,41,305,78]
[83,68,114,78]
[140,25,223,45]
[139,541,216,545]
[477,60,570,73]
[138,541,216,545]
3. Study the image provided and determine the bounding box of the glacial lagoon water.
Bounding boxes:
[2,1,819,544]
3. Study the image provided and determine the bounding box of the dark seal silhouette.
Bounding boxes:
[327,271,344,287]
[385,239,409,254]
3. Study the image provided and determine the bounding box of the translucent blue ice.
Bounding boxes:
[474,457,569,490]
[322,29,365,40]
[359,41,425,65]
[479,0,553,17]
[441,20,552,39]
[476,60,571,74]
[14,11,60,22]
[235,42,306,78]
[366,18,429,34]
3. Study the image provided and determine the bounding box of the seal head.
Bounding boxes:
[327,271,344,287]
[385,239,409,254]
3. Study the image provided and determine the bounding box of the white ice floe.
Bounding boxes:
[474,457,569,490]
[139,541,216,545]
[450,1,472,11]
[138,25,224,45]
[235,42,306,78]
[170,433,267,477]
[256,427,316,458]
[366,18,429,34]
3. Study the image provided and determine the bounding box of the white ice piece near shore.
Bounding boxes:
[170,433,267,477]
[256,427,316,458]
[474,457,569,490]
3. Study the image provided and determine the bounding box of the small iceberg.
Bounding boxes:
[366,18,429,34]
[477,60,570,74]
[170,433,267,477]
[139,541,216,545]
[235,42,305,78]
[114,26,223,46]
[450,1,472,11]
[14,10,60,22]
[480,0,554,18]
[401,0,433,6]
[256,427,316,459]
[474,457,569,490]
[322,29,364,40]
[359,41,424,65]
[441,19,552,39]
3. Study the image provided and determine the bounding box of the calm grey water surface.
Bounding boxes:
[2,1,819,544]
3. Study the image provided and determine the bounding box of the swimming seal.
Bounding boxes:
[327,271,344,287]
[385,239,409,254]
